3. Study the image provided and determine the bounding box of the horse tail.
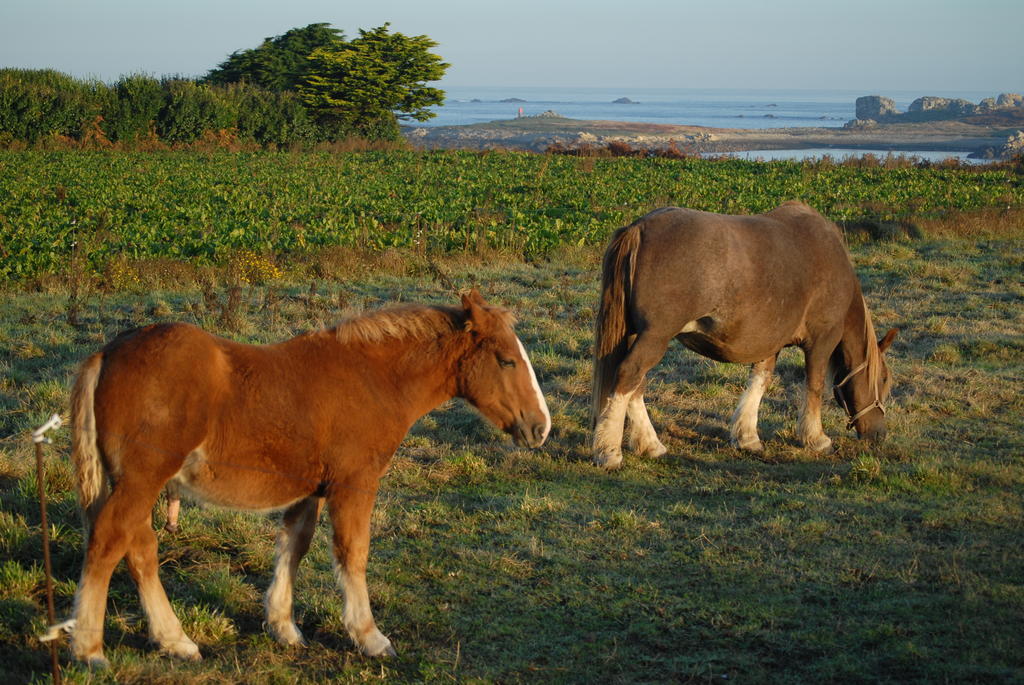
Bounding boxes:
[592,221,643,426]
[71,352,108,529]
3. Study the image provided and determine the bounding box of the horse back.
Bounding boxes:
[629,204,857,361]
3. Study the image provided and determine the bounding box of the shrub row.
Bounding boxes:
[0,69,323,146]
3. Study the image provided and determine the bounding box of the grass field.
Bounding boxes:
[1,232,1022,682]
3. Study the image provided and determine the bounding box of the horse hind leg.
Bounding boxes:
[593,331,671,468]
[124,516,199,660]
[265,496,323,646]
[71,477,170,666]
[729,355,777,452]
[626,392,667,457]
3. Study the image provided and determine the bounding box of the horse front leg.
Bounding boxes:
[799,345,835,453]
[729,355,777,452]
[265,496,324,646]
[593,331,670,468]
[327,477,395,657]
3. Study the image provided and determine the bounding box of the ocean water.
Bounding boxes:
[419,86,1000,161]
[422,86,1000,130]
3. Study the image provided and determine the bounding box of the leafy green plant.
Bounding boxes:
[2,150,1022,283]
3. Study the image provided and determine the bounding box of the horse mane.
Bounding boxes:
[862,299,885,398]
[332,305,461,346]
[331,302,516,346]
[829,294,883,391]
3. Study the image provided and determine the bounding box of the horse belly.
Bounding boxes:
[676,317,791,364]
[170,447,321,512]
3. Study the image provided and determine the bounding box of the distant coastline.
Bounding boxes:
[406,91,1024,159]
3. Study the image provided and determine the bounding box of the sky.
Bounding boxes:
[1,0,1021,93]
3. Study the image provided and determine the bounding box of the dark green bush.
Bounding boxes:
[0,69,336,146]
[0,68,104,142]
[102,74,164,141]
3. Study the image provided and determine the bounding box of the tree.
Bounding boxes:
[204,23,345,92]
[298,24,448,140]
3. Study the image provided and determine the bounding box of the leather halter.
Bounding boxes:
[834,357,885,430]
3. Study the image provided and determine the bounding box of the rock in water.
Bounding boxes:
[856,96,899,121]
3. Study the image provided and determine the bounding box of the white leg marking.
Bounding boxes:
[71,565,109,667]
[593,392,630,468]
[627,394,667,457]
[265,526,304,646]
[730,367,770,452]
[515,336,551,443]
[333,560,395,657]
[798,392,833,453]
[138,577,199,659]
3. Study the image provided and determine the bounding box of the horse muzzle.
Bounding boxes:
[857,423,887,443]
[511,416,549,449]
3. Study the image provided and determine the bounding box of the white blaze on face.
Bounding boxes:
[515,335,552,444]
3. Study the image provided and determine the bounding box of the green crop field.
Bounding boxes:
[1,150,1023,683]
[2,150,1023,283]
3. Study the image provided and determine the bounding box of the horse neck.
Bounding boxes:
[320,329,465,426]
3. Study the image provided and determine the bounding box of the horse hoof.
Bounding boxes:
[163,523,178,534]
[592,449,623,470]
[269,622,307,647]
[639,441,668,458]
[161,638,201,661]
[85,655,110,670]
[359,631,396,657]
[732,438,764,453]
[804,436,834,454]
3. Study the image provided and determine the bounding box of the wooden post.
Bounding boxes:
[33,414,63,685]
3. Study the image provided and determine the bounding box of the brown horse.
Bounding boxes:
[592,202,897,468]
[67,290,550,667]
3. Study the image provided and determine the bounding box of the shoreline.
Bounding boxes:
[404,113,1024,157]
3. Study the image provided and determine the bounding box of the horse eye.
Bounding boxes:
[498,357,516,369]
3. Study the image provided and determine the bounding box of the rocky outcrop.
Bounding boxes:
[908,97,977,116]
[970,130,1024,159]
[1004,130,1024,155]
[997,93,1024,108]
[844,118,880,130]
[855,96,898,121]
[850,93,1024,125]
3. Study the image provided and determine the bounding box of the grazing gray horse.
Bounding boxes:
[592,202,897,468]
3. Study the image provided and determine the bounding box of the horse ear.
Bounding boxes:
[878,328,898,354]
[461,289,489,332]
